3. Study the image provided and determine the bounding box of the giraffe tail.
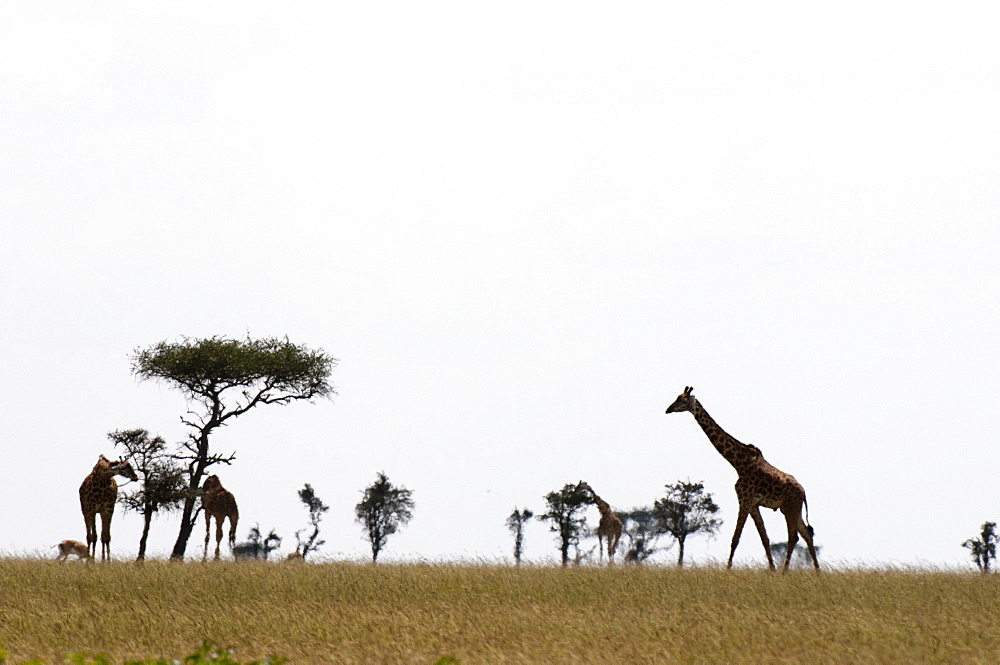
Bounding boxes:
[804,494,814,537]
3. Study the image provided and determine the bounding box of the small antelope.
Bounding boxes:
[285,551,305,563]
[56,539,92,561]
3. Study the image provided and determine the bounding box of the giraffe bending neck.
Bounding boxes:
[576,481,622,564]
[79,454,137,560]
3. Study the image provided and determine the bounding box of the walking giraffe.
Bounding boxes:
[665,387,819,570]
[202,475,239,560]
[576,481,622,564]
[79,454,138,560]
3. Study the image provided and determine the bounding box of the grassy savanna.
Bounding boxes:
[2,559,999,664]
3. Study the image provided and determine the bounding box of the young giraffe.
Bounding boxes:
[202,474,239,560]
[576,481,623,564]
[79,454,138,560]
[665,387,819,571]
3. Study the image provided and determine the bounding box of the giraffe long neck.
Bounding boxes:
[81,468,117,512]
[84,467,111,492]
[690,399,754,471]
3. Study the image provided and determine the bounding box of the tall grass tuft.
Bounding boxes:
[2,557,999,663]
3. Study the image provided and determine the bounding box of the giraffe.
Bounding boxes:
[202,474,239,560]
[576,481,623,564]
[79,454,138,560]
[664,387,819,571]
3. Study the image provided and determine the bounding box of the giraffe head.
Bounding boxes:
[203,475,222,492]
[665,386,696,414]
[575,480,595,502]
[109,457,138,482]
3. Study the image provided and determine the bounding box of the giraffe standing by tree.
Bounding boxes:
[202,475,239,560]
[664,387,819,571]
[576,481,623,564]
[79,454,138,560]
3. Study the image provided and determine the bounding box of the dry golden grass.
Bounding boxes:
[2,558,999,664]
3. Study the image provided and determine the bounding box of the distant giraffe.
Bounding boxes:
[79,454,138,560]
[576,481,623,564]
[665,387,819,571]
[202,475,239,560]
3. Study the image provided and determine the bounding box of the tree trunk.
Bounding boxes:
[171,497,197,559]
[677,536,686,567]
[138,510,152,561]
[171,443,210,558]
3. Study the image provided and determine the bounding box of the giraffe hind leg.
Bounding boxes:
[783,516,799,571]
[798,515,820,571]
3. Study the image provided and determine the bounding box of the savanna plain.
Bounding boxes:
[1,558,999,664]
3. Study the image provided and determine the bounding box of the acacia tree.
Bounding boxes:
[962,521,998,573]
[294,483,329,560]
[770,541,824,569]
[131,335,336,558]
[506,507,533,566]
[653,480,722,567]
[110,428,189,561]
[355,472,414,562]
[618,508,664,564]
[538,483,591,568]
[234,524,282,560]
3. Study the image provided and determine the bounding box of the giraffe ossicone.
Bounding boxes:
[665,386,819,571]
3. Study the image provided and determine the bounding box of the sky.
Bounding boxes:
[1,2,998,568]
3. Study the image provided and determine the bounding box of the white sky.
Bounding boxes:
[2,2,998,568]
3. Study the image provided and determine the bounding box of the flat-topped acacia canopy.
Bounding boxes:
[130,335,337,558]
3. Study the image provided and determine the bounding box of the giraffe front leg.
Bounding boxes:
[749,507,774,570]
[99,511,112,561]
[728,509,750,569]
[215,518,224,560]
[84,514,97,558]
[204,516,212,561]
